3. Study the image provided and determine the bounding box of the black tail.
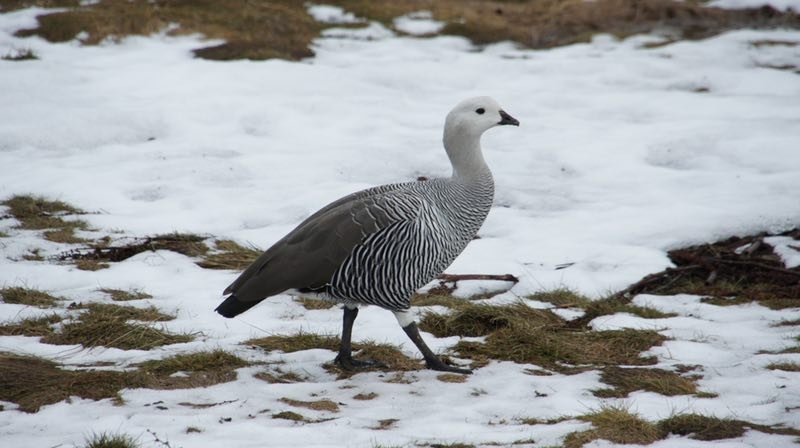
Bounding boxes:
[215,294,259,318]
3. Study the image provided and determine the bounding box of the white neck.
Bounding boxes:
[443,125,491,180]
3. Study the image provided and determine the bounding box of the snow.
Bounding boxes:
[708,0,800,11]
[1,4,800,448]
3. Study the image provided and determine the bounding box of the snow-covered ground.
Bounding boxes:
[1,4,799,448]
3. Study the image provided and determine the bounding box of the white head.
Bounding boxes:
[444,96,519,139]
[443,96,518,178]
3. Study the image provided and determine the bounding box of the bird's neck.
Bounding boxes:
[443,128,492,181]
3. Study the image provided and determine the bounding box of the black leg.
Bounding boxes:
[333,306,386,370]
[402,322,472,374]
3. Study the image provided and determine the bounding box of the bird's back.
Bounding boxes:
[221,174,493,313]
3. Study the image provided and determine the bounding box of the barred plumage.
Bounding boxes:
[216,97,518,374]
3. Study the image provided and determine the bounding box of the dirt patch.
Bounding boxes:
[621,229,800,307]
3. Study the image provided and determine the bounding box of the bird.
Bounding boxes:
[216,97,519,374]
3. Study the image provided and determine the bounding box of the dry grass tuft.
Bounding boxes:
[196,239,261,270]
[41,303,192,350]
[136,350,250,389]
[0,352,136,413]
[564,405,664,448]
[0,349,248,412]
[73,303,174,322]
[247,331,341,353]
[420,301,665,371]
[766,361,800,372]
[657,414,747,441]
[593,366,698,397]
[353,392,378,400]
[272,410,306,421]
[255,368,307,384]
[0,286,61,308]
[99,288,153,302]
[420,301,563,338]
[437,373,467,383]
[82,432,140,448]
[411,293,469,308]
[526,288,592,308]
[279,397,340,413]
[0,313,62,337]
[1,194,89,243]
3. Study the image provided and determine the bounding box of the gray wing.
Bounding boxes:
[224,184,423,303]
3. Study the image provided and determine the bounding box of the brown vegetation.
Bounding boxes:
[7,0,799,61]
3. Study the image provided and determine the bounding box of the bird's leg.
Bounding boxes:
[394,311,472,374]
[334,305,386,370]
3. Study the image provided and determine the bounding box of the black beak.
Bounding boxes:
[498,109,519,126]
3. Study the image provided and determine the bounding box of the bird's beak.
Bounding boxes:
[498,110,519,126]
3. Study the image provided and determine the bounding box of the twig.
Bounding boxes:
[436,273,519,283]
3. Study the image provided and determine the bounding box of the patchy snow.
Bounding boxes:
[1,3,799,448]
[709,0,800,12]
[307,4,362,25]
[393,11,445,36]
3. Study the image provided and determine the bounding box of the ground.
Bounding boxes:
[0,2,799,447]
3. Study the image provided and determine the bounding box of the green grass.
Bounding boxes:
[0,286,61,308]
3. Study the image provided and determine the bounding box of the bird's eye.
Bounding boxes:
[475,108,485,115]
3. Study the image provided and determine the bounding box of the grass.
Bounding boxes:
[592,366,699,398]
[0,286,61,308]
[564,405,664,448]
[353,392,378,400]
[254,368,307,384]
[766,361,800,372]
[9,0,798,63]
[40,303,193,350]
[196,239,261,270]
[279,397,340,412]
[14,0,323,61]
[82,432,140,448]
[136,350,250,389]
[246,331,422,375]
[99,288,153,301]
[246,331,341,353]
[272,410,306,422]
[73,303,174,321]
[0,352,136,412]
[419,301,666,372]
[0,350,249,412]
[1,194,89,243]
[0,313,62,337]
